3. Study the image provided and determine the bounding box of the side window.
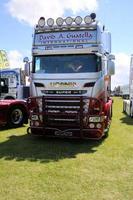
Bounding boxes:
[96,56,102,72]
[35,57,41,72]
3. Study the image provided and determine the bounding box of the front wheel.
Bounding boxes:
[8,106,25,128]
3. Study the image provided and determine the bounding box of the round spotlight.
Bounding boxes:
[84,15,92,24]
[89,123,95,129]
[56,17,64,26]
[38,17,45,27]
[90,13,96,20]
[47,18,54,27]
[65,17,73,26]
[75,16,82,25]
[96,123,102,129]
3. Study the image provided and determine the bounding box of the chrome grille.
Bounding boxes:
[43,97,82,127]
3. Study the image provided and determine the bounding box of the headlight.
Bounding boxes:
[89,116,101,122]
[31,115,39,121]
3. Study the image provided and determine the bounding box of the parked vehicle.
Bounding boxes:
[0,99,28,128]
[120,84,129,99]
[0,68,29,100]
[25,13,115,139]
[123,54,133,116]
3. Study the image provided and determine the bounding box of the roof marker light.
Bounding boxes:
[84,15,92,24]
[65,17,73,26]
[75,16,82,25]
[47,18,54,27]
[56,17,64,26]
[38,17,45,27]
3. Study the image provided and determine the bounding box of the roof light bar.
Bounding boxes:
[36,13,96,29]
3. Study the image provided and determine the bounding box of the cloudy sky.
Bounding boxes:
[0,0,133,89]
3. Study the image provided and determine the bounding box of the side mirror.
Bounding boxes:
[23,57,30,76]
[109,54,115,60]
[23,57,29,63]
[107,60,115,75]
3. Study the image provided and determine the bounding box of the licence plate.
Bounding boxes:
[55,130,72,137]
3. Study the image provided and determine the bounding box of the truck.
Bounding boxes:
[123,54,133,116]
[0,99,28,128]
[0,68,29,100]
[120,84,129,99]
[25,13,115,139]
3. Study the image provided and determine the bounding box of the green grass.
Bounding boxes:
[0,97,133,200]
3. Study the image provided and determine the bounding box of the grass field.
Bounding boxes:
[0,97,133,200]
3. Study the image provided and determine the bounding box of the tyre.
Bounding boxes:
[8,106,26,128]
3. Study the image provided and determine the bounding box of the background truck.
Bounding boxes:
[123,54,133,116]
[0,99,28,128]
[25,13,115,139]
[120,84,129,99]
[0,68,30,100]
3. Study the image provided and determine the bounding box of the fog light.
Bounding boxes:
[89,123,95,128]
[96,123,102,129]
[35,121,40,127]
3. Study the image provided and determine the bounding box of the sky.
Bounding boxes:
[0,0,133,89]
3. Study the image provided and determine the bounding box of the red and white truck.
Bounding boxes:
[25,13,115,139]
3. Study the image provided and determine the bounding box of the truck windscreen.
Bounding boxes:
[34,54,101,74]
